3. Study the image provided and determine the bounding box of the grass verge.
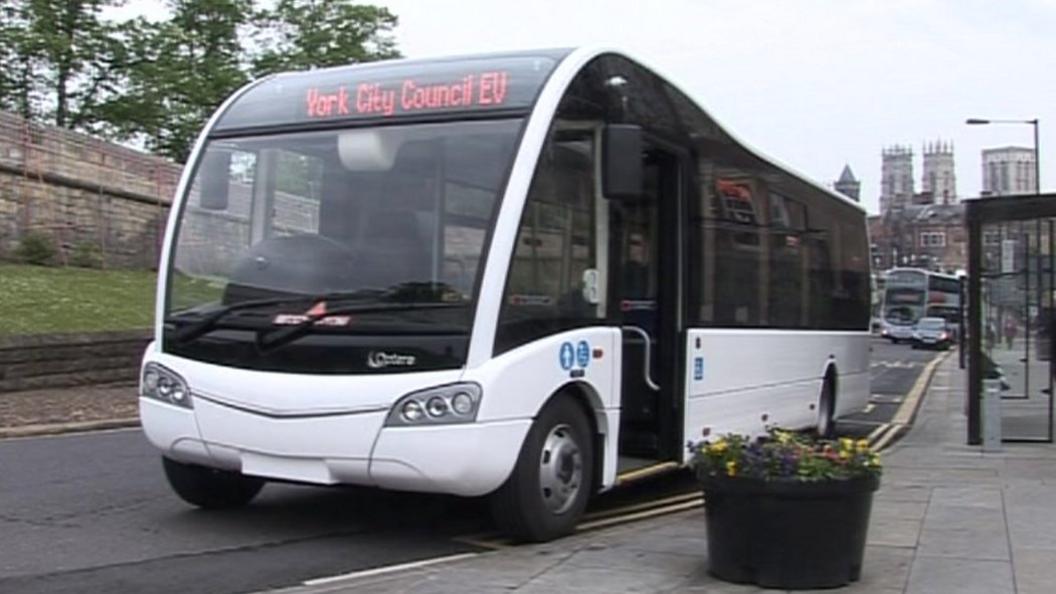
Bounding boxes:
[0,264,157,336]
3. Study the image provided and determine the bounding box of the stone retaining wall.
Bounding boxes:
[0,330,150,393]
[0,111,181,269]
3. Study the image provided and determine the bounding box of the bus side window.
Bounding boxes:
[495,135,600,354]
[768,193,806,328]
[712,175,766,326]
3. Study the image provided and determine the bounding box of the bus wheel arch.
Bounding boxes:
[488,385,600,542]
[817,364,838,438]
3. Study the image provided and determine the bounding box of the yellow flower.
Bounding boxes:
[840,438,854,451]
[711,440,728,454]
[856,439,870,453]
[774,430,793,444]
[726,460,737,477]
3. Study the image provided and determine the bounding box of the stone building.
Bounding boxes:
[0,112,180,268]
[834,165,860,202]
[871,140,965,272]
[922,140,957,204]
[982,146,1037,195]
[879,145,914,212]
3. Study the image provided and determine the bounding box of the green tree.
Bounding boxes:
[253,0,399,75]
[0,0,124,128]
[2,0,402,161]
[0,2,35,120]
[99,0,253,161]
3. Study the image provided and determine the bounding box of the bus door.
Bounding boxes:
[611,145,681,460]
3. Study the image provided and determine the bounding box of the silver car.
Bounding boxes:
[911,317,953,350]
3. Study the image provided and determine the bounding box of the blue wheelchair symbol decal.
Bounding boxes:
[576,341,591,368]
[559,342,575,370]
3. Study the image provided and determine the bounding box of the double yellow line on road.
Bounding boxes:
[867,349,950,451]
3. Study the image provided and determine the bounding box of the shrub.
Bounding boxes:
[70,241,104,268]
[690,428,882,482]
[15,231,58,266]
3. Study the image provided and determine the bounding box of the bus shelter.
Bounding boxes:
[966,193,1056,445]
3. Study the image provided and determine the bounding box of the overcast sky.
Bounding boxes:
[110,0,1055,214]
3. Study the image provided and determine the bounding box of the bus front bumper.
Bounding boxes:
[140,396,529,497]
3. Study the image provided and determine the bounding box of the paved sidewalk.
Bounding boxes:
[277,354,1056,593]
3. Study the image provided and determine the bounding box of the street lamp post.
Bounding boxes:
[966,117,1043,424]
[965,118,1040,195]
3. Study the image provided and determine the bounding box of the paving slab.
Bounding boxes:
[1012,547,1056,594]
[904,556,1014,594]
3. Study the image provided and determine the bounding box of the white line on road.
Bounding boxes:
[301,552,479,587]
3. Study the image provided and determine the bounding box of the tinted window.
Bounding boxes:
[669,79,869,331]
[166,119,522,373]
[495,133,599,353]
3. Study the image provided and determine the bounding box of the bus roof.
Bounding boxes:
[212,49,572,134]
[207,45,864,214]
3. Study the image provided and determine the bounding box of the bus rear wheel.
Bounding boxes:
[162,457,264,509]
[489,396,594,542]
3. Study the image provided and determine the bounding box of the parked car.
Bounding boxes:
[911,317,953,350]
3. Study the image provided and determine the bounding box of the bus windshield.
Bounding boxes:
[166,118,522,334]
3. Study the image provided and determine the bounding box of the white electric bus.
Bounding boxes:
[141,48,871,541]
[880,268,960,342]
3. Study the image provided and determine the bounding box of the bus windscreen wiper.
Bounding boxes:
[168,290,387,344]
[256,302,468,352]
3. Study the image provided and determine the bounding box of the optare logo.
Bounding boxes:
[366,351,417,369]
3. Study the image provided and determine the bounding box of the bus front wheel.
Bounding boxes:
[489,396,594,542]
[162,457,264,509]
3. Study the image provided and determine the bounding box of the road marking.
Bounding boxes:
[575,498,703,532]
[867,423,891,443]
[454,490,704,550]
[863,403,876,414]
[871,423,902,451]
[867,350,951,453]
[301,552,479,587]
[892,351,948,426]
[870,361,919,369]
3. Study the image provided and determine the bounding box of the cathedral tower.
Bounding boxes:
[880,145,914,212]
[922,140,957,204]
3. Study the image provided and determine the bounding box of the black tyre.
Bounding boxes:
[162,457,264,509]
[816,375,837,439]
[489,396,594,542]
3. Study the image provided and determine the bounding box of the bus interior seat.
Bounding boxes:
[352,208,430,289]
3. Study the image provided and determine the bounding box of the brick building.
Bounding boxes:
[869,204,966,273]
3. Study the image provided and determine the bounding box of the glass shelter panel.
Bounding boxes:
[978,218,1055,442]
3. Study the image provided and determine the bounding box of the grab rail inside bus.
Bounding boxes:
[621,325,660,391]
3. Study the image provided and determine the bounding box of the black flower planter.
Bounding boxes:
[700,474,880,590]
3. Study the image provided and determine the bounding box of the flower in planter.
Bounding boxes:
[690,428,882,482]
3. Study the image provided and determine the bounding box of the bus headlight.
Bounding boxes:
[141,362,193,409]
[386,383,482,426]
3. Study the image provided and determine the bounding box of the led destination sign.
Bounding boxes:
[213,51,569,132]
[305,71,510,118]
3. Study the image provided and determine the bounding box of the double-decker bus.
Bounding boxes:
[141,47,872,542]
[880,268,960,342]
